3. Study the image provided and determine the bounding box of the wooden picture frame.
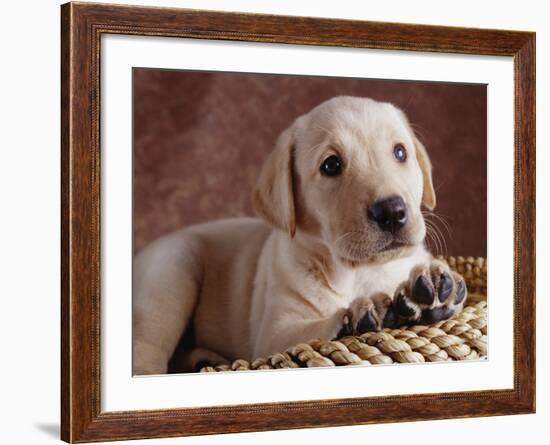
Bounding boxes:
[61,2,535,442]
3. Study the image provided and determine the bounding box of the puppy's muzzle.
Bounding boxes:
[367,196,408,234]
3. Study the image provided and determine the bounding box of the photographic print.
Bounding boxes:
[61,3,535,441]
[132,69,487,375]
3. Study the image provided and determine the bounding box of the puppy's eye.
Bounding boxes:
[320,155,342,177]
[393,144,407,162]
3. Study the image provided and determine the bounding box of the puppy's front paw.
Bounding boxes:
[392,259,467,326]
[338,294,393,337]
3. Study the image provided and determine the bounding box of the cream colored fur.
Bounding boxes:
[133,96,438,375]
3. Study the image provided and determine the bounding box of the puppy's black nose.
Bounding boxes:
[367,196,408,233]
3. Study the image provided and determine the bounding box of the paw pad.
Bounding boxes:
[338,294,393,337]
[412,274,435,305]
[385,260,468,328]
[438,272,453,302]
[356,310,377,333]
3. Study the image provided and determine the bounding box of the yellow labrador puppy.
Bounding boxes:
[133,96,467,375]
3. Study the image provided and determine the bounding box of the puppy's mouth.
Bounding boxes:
[380,240,408,252]
[336,236,416,267]
[373,238,415,261]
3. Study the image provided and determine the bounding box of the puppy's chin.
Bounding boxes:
[337,243,416,268]
[329,220,426,268]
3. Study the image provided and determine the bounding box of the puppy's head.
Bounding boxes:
[253,96,436,266]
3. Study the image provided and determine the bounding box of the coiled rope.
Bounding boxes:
[201,256,487,372]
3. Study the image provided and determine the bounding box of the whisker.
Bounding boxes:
[424,220,445,255]
[334,230,364,245]
[422,209,453,255]
[430,220,447,256]
[425,211,453,240]
[423,226,434,252]
[423,223,435,252]
[428,228,441,255]
[429,230,440,255]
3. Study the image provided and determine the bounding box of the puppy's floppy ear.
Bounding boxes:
[414,136,436,210]
[253,125,296,237]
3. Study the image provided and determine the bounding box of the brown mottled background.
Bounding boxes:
[133,69,486,257]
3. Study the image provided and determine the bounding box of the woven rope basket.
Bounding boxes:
[200,256,487,372]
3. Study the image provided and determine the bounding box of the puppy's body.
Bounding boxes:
[134,96,467,375]
[134,218,268,372]
[134,217,430,373]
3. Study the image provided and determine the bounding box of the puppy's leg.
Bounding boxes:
[389,259,468,327]
[133,237,203,375]
[344,293,394,334]
[253,308,351,358]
